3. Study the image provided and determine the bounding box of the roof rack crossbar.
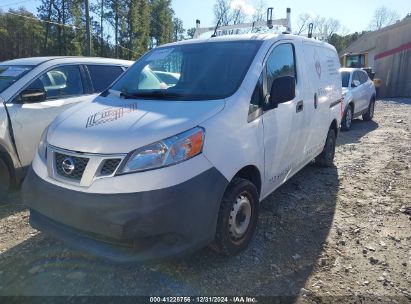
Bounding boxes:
[193,8,291,39]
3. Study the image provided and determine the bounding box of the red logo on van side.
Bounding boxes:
[314,51,321,78]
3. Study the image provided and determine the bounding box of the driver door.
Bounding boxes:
[7,65,94,167]
[261,42,304,194]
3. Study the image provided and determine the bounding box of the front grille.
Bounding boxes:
[55,152,89,180]
[100,158,121,176]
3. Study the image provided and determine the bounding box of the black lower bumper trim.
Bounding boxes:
[23,166,228,262]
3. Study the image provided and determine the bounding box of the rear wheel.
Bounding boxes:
[315,128,336,167]
[363,98,375,121]
[212,178,259,256]
[0,158,11,201]
[341,104,353,131]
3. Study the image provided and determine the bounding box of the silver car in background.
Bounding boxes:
[0,56,133,199]
[340,68,376,131]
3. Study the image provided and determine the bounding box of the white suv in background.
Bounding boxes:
[0,57,133,199]
[340,68,376,131]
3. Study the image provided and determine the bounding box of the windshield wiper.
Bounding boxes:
[120,90,185,100]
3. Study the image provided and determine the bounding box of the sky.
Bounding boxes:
[1,0,410,34]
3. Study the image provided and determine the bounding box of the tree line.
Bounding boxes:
[0,1,406,62]
[0,0,185,61]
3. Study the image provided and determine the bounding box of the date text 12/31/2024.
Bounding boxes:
[150,296,258,303]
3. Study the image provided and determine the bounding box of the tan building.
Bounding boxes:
[341,16,411,97]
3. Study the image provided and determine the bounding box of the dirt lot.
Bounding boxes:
[0,99,410,302]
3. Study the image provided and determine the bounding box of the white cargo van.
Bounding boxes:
[23,34,342,261]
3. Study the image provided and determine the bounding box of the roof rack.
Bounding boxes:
[193,8,291,39]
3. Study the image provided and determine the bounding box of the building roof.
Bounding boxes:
[340,16,411,55]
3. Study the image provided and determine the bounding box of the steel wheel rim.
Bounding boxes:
[229,193,252,239]
[346,107,352,128]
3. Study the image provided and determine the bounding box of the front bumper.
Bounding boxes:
[22,167,228,262]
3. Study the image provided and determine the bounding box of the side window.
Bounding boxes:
[266,43,296,91]
[352,71,361,86]
[249,73,264,115]
[87,65,124,93]
[360,71,368,84]
[26,65,84,100]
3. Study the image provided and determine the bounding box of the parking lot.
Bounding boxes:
[0,99,410,301]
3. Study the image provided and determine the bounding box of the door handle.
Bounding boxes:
[314,93,318,109]
[296,100,304,113]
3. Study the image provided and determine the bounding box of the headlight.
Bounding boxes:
[118,127,204,174]
[38,127,48,163]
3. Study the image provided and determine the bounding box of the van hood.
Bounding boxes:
[48,94,225,154]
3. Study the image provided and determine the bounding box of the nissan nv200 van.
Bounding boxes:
[23,34,342,261]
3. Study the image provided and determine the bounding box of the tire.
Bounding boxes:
[315,128,336,167]
[341,104,353,131]
[212,177,259,256]
[0,157,11,201]
[363,98,375,121]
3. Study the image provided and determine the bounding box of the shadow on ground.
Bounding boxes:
[337,119,378,146]
[0,192,24,220]
[0,163,339,298]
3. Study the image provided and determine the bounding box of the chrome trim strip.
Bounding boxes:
[47,145,126,188]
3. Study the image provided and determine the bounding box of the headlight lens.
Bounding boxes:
[38,127,48,163]
[118,127,204,174]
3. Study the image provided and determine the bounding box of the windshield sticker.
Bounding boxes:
[0,67,30,77]
[86,103,138,128]
[145,48,174,62]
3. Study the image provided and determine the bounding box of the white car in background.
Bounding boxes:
[0,56,133,199]
[340,68,376,131]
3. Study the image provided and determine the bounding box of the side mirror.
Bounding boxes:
[351,80,360,88]
[20,79,46,103]
[267,76,296,109]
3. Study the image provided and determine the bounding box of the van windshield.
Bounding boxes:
[341,71,350,88]
[0,65,33,93]
[111,41,262,101]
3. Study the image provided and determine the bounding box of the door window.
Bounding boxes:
[359,71,369,84]
[86,65,124,93]
[352,71,361,87]
[27,65,84,100]
[266,43,296,91]
[249,73,264,117]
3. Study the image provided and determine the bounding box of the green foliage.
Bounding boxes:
[0,8,44,61]
[0,0,176,61]
[186,27,196,39]
[150,0,174,46]
[328,32,366,55]
[173,18,185,42]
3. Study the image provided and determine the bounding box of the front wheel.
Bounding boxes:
[363,99,375,121]
[315,129,336,167]
[341,104,353,131]
[212,178,259,256]
[0,158,11,201]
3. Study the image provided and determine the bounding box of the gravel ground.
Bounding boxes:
[0,99,410,302]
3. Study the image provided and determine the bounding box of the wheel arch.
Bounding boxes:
[232,165,262,196]
[330,119,339,138]
[0,144,16,185]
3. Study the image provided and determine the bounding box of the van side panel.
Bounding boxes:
[302,42,342,149]
[200,87,265,195]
